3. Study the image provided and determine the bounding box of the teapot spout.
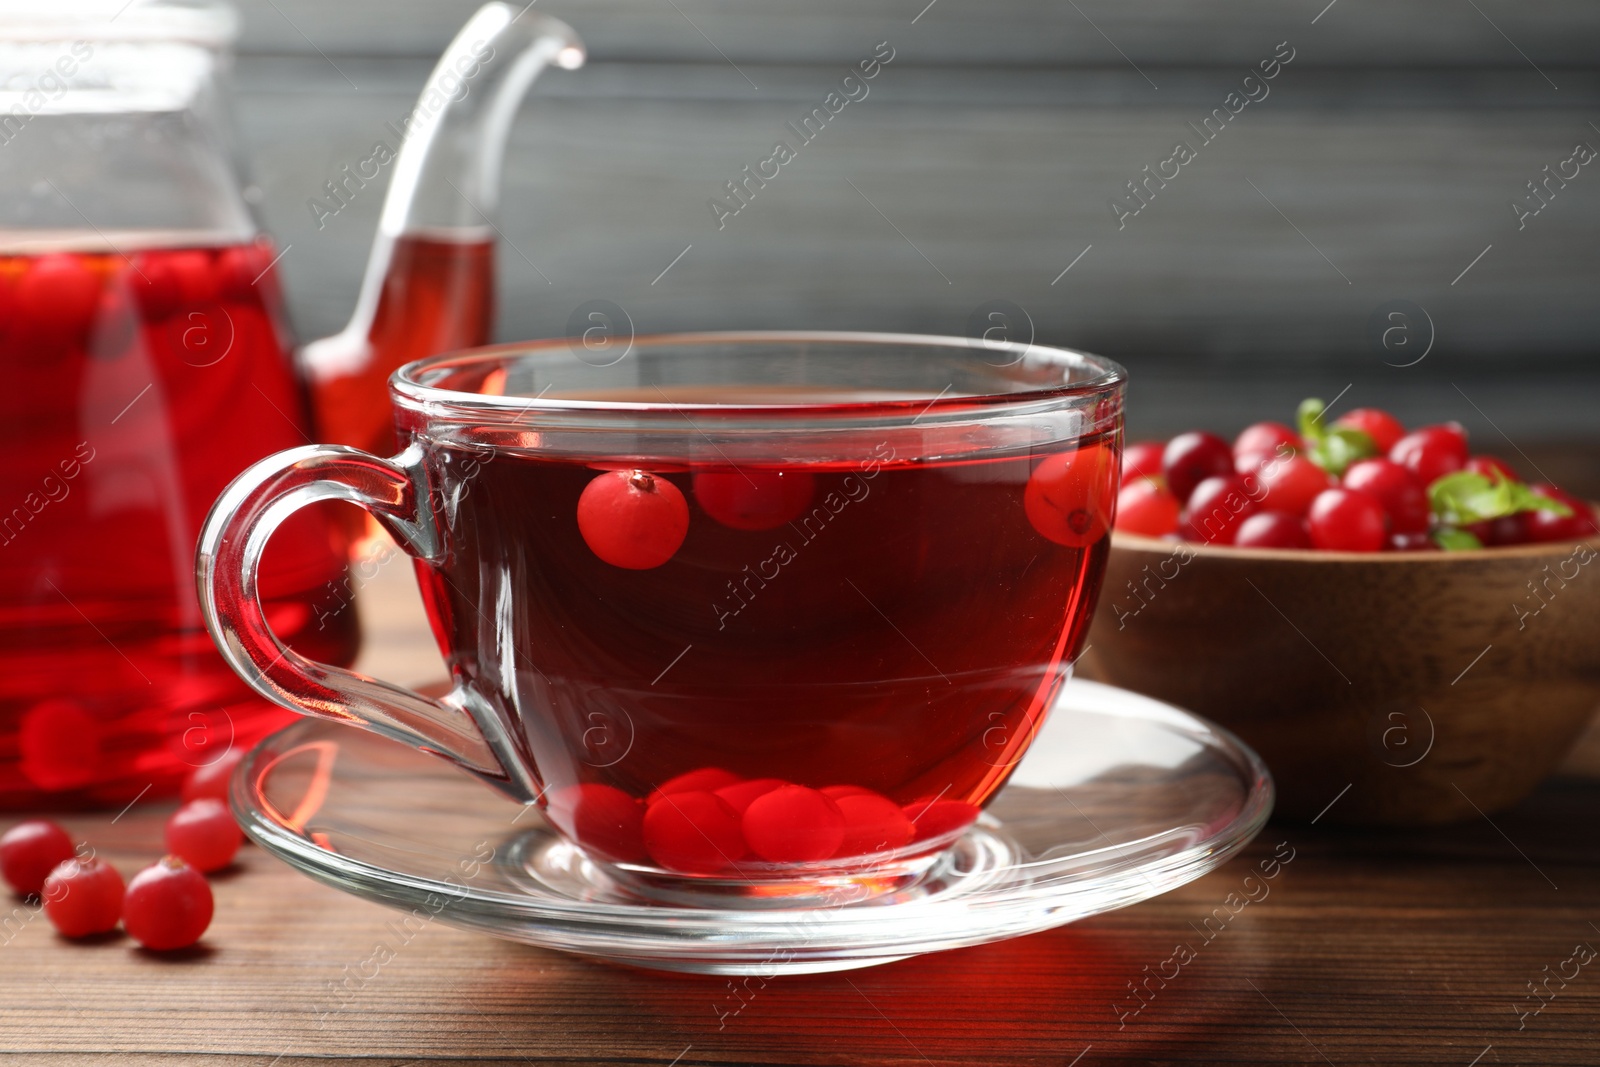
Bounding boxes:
[302,4,583,456]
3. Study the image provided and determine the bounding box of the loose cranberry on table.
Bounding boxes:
[1122,441,1167,485]
[1256,454,1332,517]
[1184,475,1260,544]
[1342,459,1430,535]
[164,799,243,873]
[122,856,214,951]
[1307,488,1387,552]
[1389,423,1468,485]
[1162,432,1234,503]
[1,820,78,897]
[181,747,248,803]
[1235,511,1312,549]
[1332,408,1406,453]
[1114,477,1180,537]
[42,857,125,939]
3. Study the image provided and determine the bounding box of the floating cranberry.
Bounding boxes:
[1307,488,1387,552]
[1121,441,1166,485]
[165,249,216,308]
[123,856,213,951]
[1524,485,1599,543]
[576,469,690,569]
[1234,421,1301,464]
[182,747,248,803]
[713,778,789,815]
[833,794,915,857]
[11,254,102,354]
[1389,424,1468,486]
[645,767,741,806]
[1,820,77,896]
[1025,443,1118,547]
[1161,432,1233,504]
[18,699,101,792]
[164,799,243,873]
[1234,511,1312,549]
[642,791,746,874]
[545,783,646,863]
[1114,478,1180,537]
[903,799,981,843]
[1184,475,1260,544]
[741,786,845,863]
[821,785,875,800]
[42,857,125,938]
[693,469,815,531]
[1333,408,1406,454]
[215,245,263,303]
[1342,458,1429,534]
[130,251,182,319]
[1256,455,1333,517]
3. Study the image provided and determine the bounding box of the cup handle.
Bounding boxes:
[196,443,538,802]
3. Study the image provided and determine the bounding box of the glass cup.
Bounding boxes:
[198,332,1125,905]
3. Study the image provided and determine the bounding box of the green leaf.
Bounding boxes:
[1428,471,1574,524]
[1296,397,1375,475]
[1431,527,1484,551]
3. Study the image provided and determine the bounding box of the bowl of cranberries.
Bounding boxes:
[1082,399,1600,825]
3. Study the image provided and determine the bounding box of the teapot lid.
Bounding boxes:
[0,0,237,47]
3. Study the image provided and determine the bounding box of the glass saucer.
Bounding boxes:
[232,679,1273,975]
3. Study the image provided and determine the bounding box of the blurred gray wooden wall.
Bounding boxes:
[231,0,1600,439]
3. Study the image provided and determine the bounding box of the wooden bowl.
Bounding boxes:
[1079,531,1600,824]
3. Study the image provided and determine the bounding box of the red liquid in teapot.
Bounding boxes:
[414,430,1115,870]
[0,236,357,808]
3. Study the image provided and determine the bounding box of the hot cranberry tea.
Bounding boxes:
[414,429,1116,875]
[0,239,357,807]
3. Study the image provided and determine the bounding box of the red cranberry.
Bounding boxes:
[1234,511,1313,549]
[693,469,814,531]
[1256,455,1333,517]
[181,748,248,804]
[1466,514,1530,547]
[1161,432,1234,504]
[1308,488,1387,552]
[1342,458,1430,534]
[544,784,646,863]
[1524,485,1599,543]
[645,767,741,806]
[164,799,243,873]
[1121,441,1166,485]
[642,791,745,873]
[1332,408,1406,453]
[741,786,845,863]
[42,857,125,938]
[123,856,213,951]
[1184,475,1261,544]
[1114,478,1180,537]
[712,778,789,815]
[0,820,77,897]
[1234,421,1302,462]
[833,794,915,857]
[1024,444,1118,547]
[576,470,690,570]
[1389,424,1468,487]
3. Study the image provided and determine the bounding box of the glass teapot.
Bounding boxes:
[0,0,582,807]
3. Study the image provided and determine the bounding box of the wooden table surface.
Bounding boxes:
[6,545,1600,1066]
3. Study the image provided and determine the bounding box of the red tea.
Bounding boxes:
[0,237,357,807]
[414,429,1115,871]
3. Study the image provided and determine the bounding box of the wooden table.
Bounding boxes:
[6,555,1600,1066]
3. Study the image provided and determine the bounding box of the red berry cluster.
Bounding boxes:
[544,770,980,875]
[0,749,248,951]
[1116,401,1597,552]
